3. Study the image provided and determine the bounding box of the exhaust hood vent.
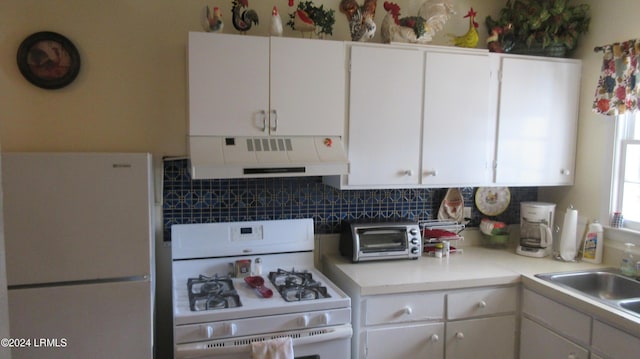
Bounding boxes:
[188,136,349,179]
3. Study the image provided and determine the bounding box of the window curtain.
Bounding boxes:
[593,39,640,116]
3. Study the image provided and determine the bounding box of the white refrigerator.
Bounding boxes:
[2,152,154,359]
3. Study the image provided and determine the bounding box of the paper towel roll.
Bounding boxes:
[560,207,578,261]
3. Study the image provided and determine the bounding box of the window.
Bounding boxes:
[613,112,640,231]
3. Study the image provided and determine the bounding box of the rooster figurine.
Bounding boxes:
[340,0,377,42]
[201,6,224,33]
[292,8,316,35]
[231,0,259,34]
[450,7,479,48]
[271,6,283,36]
[381,0,454,44]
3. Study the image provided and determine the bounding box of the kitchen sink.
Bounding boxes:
[536,268,640,317]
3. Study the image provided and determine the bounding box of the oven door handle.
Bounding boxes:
[175,324,353,358]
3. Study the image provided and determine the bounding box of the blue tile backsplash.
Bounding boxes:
[162,159,536,240]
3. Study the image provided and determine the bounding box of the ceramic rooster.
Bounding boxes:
[287,1,335,38]
[231,0,259,34]
[487,26,503,52]
[271,6,283,36]
[201,6,224,33]
[381,0,454,44]
[450,8,479,48]
[340,0,377,42]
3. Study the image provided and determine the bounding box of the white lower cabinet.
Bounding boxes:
[447,315,516,359]
[591,320,640,359]
[356,286,517,359]
[522,287,640,359]
[364,323,444,359]
[520,317,588,359]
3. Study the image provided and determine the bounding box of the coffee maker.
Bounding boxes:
[517,202,556,257]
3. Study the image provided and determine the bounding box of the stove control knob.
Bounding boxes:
[321,312,331,325]
[409,228,419,235]
[203,325,214,338]
[299,315,310,327]
[226,323,238,336]
[411,248,419,254]
[410,238,419,245]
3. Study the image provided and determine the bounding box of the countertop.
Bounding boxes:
[322,246,640,336]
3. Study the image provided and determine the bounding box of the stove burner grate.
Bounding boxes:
[187,274,242,311]
[268,268,331,302]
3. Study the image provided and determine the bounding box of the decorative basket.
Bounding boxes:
[509,43,568,58]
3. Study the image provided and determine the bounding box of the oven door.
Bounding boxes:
[175,324,351,359]
[357,227,409,256]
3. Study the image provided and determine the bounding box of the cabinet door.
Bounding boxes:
[591,320,640,359]
[364,322,444,359]
[446,315,516,359]
[495,56,581,185]
[188,32,270,136]
[522,289,591,345]
[347,45,423,186]
[270,37,345,136]
[422,51,492,186]
[520,317,588,359]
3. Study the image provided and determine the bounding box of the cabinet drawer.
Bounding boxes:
[364,292,444,325]
[522,288,591,344]
[520,317,588,359]
[592,320,640,358]
[364,322,444,359]
[448,286,517,320]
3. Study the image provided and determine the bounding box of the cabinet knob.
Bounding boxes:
[567,353,577,359]
[561,169,571,176]
[424,170,438,177]
[404,170,414,176]
[403,306,413,315]
[455,332,464,340]
[430,334,440,342]
[478,300,487,308]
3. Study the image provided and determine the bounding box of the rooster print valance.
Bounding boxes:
[593,39,640,116]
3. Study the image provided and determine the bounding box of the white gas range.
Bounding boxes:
[171,218,352,359]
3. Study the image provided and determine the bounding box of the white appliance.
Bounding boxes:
[517,202,556,258]
[2,153,154,359]
[171,218,352,358]
[189,136,349,179]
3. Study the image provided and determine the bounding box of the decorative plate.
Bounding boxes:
[475,187,511,216]
[17,31,81,90]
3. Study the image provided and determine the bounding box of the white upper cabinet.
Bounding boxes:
[188,33,346,137]
[492,54,581,186]
[345,45,424,187]
[421,49,493,186]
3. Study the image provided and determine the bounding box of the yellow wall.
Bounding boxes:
[540,0,640,227]
[0,0,499,157]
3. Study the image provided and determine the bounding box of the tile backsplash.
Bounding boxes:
[162,159,536,240]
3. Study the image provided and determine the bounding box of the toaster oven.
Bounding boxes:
[340,220,422,262]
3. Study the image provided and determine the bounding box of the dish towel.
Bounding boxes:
[250,337,294,359]
[438,188,464,223]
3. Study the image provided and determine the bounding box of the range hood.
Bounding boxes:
[188,136,349,179]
